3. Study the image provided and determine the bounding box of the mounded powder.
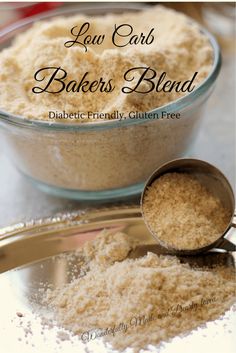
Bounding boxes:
[0,6,216,192]
[142,173,231,250]
[0,6,213,121]
[44,230,235,352]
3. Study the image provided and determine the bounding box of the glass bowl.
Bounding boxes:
[0,5,221,201]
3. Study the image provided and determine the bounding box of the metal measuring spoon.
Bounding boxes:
[140,158,236,256]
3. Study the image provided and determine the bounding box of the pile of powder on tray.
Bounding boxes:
[44,230,235,352]
[0,5,213,121]
[142,172,231,250]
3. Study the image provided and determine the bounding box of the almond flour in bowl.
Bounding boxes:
[0,5,221,200]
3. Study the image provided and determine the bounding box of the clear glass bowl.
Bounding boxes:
[0,5,221,201]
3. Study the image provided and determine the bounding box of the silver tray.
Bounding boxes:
[0,206,235,353]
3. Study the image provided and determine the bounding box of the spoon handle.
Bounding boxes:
[231,214,236,228]
[216,238,236,252]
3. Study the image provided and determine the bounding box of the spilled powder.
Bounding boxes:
[44,230,235,352]
[143,173,231,250]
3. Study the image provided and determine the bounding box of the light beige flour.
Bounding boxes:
[45,230,235,352]
[0,6,213,121]
[143,173,231,250]
[0,6,215,192]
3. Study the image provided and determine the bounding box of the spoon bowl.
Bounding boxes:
[141,158,236,255]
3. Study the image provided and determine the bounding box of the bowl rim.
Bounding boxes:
[0,4,221,132]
